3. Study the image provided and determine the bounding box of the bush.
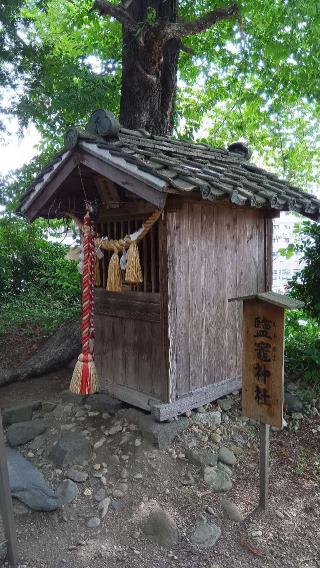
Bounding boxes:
[285,310,320,389]
[0,214,81,335]
[287,221,320,318]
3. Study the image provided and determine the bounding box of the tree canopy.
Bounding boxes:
[1,0,320,206]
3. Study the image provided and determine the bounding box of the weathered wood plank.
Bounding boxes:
[201,204,215,388]
[188,202,204,391]
[95,290,161,322]
[152,377,241,422]
[98,201,156,221]
[24,153,79,221]
[166,211,178,403]
[257,213,266,292]
[265,217,273,291]
[96,312,166,400]
[79,151,167,208]
[175,203,190,397]
[159,212,170,402]
[213,206,228,382]
[225,208,238,379]
[106,384,161,411]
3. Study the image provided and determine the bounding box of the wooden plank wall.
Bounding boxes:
[167,201,268,401]
[94,291,167,401]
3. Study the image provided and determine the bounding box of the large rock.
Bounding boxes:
[142,507,178,547]
[284,393,303,413]
[84,393,122,415]
[185,447,218,467]
[6,420,47,447]
[190,520,221,548]
[6,448,62,511]
[193,411,221,427]
[48,431,91,467]
[204,463,232,492]
[123,408,189,449]
[2,401,41,426]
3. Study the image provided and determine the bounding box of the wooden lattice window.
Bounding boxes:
[95,218,160,293]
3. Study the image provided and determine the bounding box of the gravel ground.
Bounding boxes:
[0,368,319,568]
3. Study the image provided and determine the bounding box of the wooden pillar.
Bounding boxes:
[259,422,270,510]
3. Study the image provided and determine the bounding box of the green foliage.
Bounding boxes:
[282,221,320,390]
[288,221,320,318]
[285,310,320,389]
[0,214,81,334]
[1,0,320,204]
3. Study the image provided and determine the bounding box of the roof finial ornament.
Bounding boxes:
[86,109,120,140]
[64,125,80,149]
[228,141,251,160]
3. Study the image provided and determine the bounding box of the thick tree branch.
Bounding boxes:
[93,0,139,34]
[165,3,239,39]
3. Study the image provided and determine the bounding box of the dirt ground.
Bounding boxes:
[0,339,319,568]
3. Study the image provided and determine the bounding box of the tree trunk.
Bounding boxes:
[120,0,179,136]
[0,319,81,387]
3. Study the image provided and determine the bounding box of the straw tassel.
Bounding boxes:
[125,241,143,284]
[70,353,98,394]
[70,209,99,395]
[107,250,122,292]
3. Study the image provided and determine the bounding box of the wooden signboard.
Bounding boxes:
[229,291,303,510]
[242,298,284,429]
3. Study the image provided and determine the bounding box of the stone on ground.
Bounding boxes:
[218,446,237,467]
[218,398,233,412]
[48,431,91,467]
[6,448,62,511]
[142,507,178,547]
[98,497,111,518]
[87,516,101,529]
[28,434,46,451]
[84,393,122,415]
[190,520,221,548]
[232,432,246,446]
[193,411,221,427]
[185,447,218,467]
[6,420,47,447]
[66,469,88,483]
[94,488,106,502]
[56,479,79,505]
[2,401,41,426]
[123,408,189,449]
[41,401,57,413]
[221,499,244,522]
[204,463,232,492]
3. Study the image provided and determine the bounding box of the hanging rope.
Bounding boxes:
[70,209,99,395]
[96,209,161,290]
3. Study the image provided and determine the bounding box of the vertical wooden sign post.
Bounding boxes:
[230,292,303,510]
[0,410,18,567]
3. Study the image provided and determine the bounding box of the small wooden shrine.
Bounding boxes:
[18,109,320,420]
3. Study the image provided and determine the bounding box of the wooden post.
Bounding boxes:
[229,291,304,513]
[259,422,270,510]
[0,410,18,568]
